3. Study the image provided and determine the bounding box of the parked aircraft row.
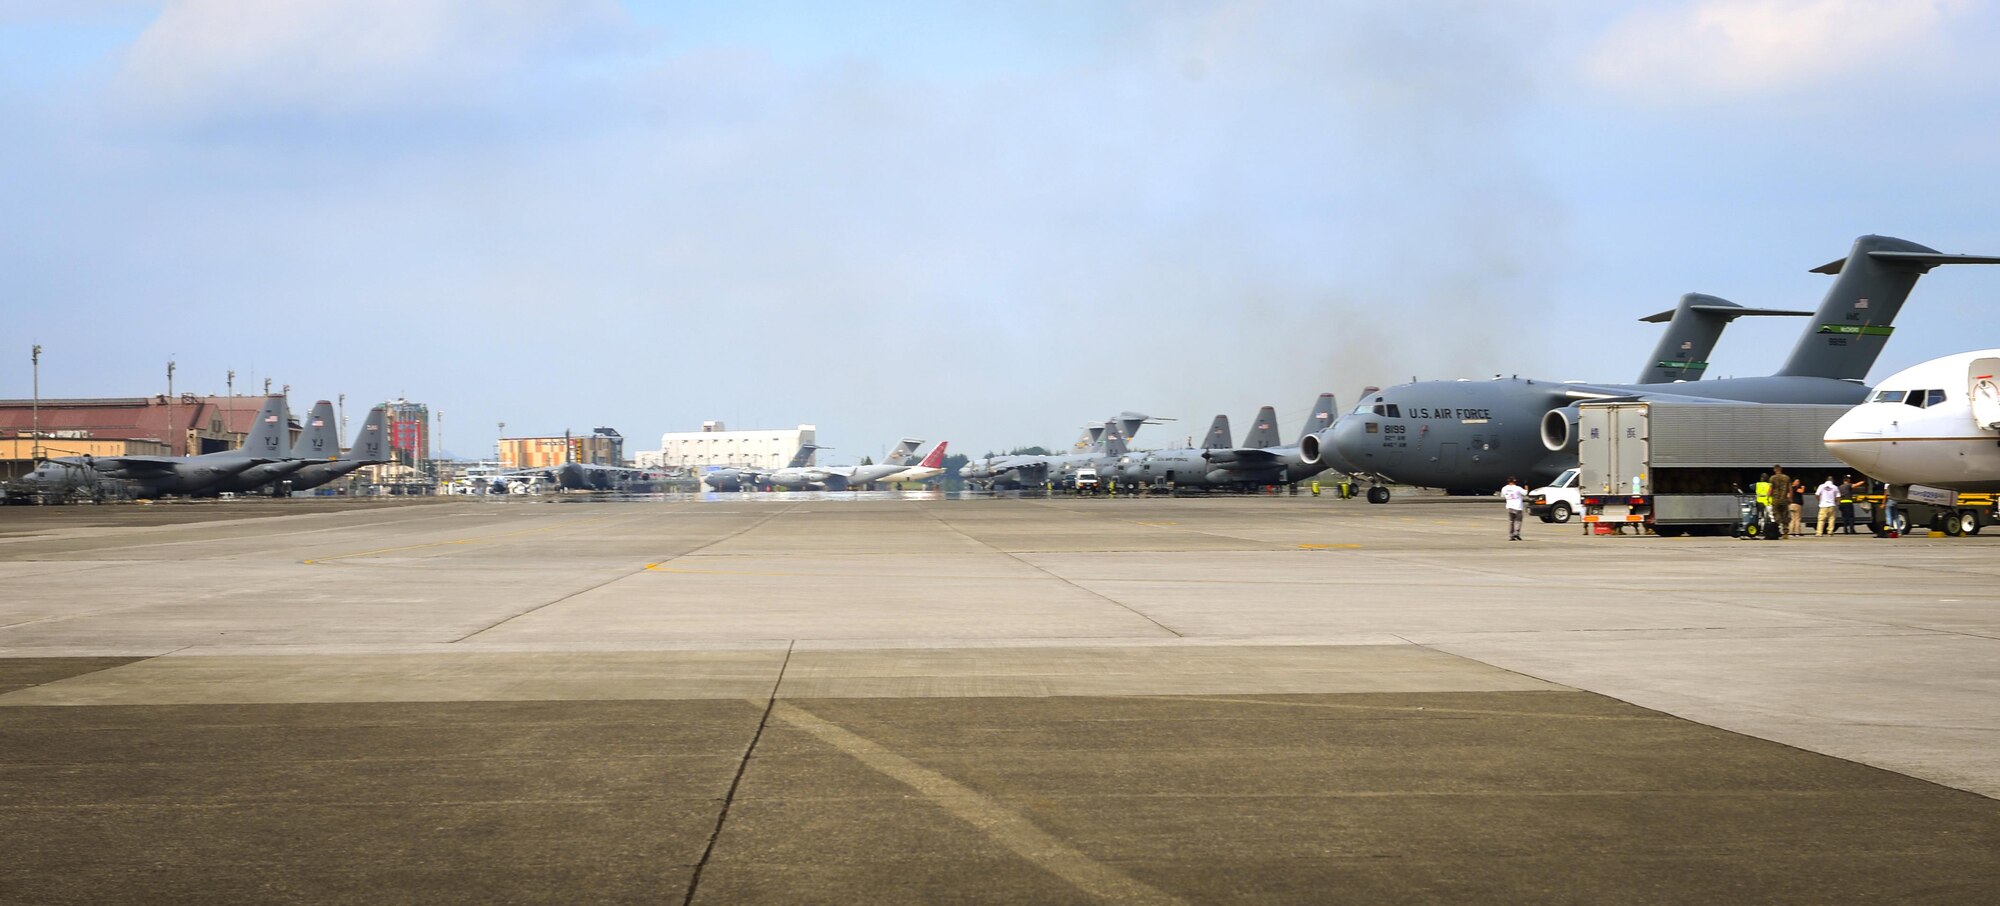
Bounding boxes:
[14,396,391,500]
[702,439,950,492]
[967,283,1825,494]
[1289,234,2000,502]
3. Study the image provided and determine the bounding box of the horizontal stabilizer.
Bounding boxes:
[1811,251,2000,275]
[1638,305,1811,322]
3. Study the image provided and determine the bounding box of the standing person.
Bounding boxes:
[1789,475,1807,537]
[1839,475,1863,534]
[1753,473,1775,539]
[1769,466,1790,539]
[1816,476,1840,535]
[1501,476,1528,541]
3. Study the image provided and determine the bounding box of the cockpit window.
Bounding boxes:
[1384,404,1401,418]
[1926,389,1947,408]
[1353,402,1373,415]
[1871,389,1905,404]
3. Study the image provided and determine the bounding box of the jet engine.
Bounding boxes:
[1539,406,1582,452]
[1299,431,1324,465]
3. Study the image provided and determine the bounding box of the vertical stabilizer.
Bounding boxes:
[297,401,339,460]
[1780,235,2000,380]
[1102,421,1129,456]
[916,441,948,469]
[242,395,291,460]
[1242,406,1281,449]
[1202,415,1233,450]
[1638,294,1811,383]
[1297,393,1337,444]
[886,438,922,465]
[786,444,818,469]
[346,406,390,463]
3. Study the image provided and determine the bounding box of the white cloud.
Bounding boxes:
[1584,0,1967,102]
[112,0,634,122]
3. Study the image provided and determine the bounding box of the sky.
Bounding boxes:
[3,0,1999,461]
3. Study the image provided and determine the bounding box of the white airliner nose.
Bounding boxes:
[1823,408,1881,474]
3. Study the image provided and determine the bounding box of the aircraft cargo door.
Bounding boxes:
[1971,357,2000,431]
[1436,443,1459,473]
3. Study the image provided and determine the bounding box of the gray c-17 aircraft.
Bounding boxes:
[704,443,819,492]
[1304,234,2000,502]
[766,438,924,490]
[39,394,292,498]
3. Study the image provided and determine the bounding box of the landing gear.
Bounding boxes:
[1366,485,1391,505]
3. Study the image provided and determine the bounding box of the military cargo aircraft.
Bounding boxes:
[704,444,819,492]
[286,405,392,492]
[964,413,1164,490]
[1305,235,2000,502]
[41,395,292,498]
[1110,394,1339,490]
[766,438,925,490]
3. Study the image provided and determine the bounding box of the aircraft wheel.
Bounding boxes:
[1549,501,1573,524]
[1366,486,1391,505]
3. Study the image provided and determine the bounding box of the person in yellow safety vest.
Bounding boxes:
[1310,480,1321,497]
[1753,473,1775,538]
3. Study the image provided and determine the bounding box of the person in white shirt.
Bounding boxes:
[1500,476,1528,541]
[1815,476,1841,535]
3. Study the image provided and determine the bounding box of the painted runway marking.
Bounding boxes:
[1297,543,1363,550]
[772,702,1189,906]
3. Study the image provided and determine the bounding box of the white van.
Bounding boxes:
[1529,468,1580,523]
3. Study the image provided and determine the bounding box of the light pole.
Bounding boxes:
[30,344,41,462]
[166,357,177,455]
[227,370,234,397]
[497,421,505,468]
[338,394,347,436]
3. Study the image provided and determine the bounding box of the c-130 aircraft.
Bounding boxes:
[1304,234,2000,502]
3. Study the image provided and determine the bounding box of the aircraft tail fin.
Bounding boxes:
[345,406,391,463]
[886,438,922,465]
[785,443,818,469]
[1297,393,1338,444]
[1102,420,1129,456]
[1202,415,1233,449]
[916,441,947,469]
[296,401,340,461]
[1242,406,1281,449]
[1637,294,1811,383]
[1779,235,2000,380]
[242,395,291,460]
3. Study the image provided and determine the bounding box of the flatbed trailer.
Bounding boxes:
[1576,401,1853,537]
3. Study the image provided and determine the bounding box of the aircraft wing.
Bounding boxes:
[76,456,180,475]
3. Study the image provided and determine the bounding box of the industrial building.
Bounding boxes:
[638,421,816,471]
[499,428,625,469]
[385,398,430,469]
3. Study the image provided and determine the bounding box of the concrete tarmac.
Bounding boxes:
[2,494,1997,903]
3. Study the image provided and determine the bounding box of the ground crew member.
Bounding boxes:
[1816,476,1840,535]
[1768,466,1790,538]
[1501,476,1527,541]
[1310,480,1321,497]
[1839,475,1863,534]
[1788,475,1807,537]
[1754,473,1775,538]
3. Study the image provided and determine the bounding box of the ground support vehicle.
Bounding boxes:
[1576,402,1851,537]
[1861,489,1997,537]
[1530,468,1582,523]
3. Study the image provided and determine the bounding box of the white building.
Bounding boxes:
[637,421,817,471]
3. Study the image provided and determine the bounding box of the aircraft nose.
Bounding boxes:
[1323,419,1370,474]
[1823,410,1880,474]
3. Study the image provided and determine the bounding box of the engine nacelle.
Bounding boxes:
[1540,406,1582,452]
[1300,431,1325,465]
